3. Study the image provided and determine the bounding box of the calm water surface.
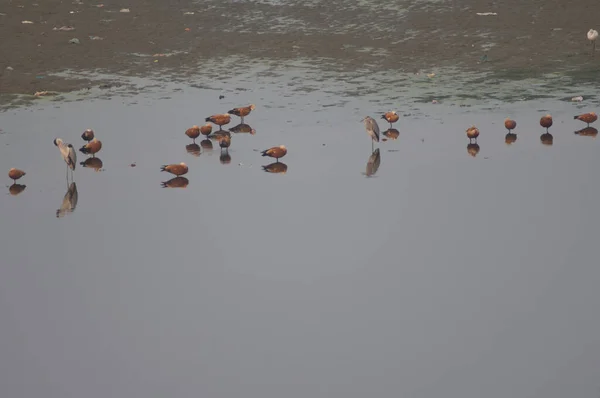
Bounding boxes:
[1,63,600,398]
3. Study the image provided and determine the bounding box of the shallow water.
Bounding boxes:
[2,64,600,398]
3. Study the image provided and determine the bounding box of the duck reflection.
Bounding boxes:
[574,127,598,137]
[365,148,381,177]
[186,143,201,157]
[230,123,256,135]
[208,130,231,141]
[56,182,78,218]
[467,143,480,157]
[220,151,232,165]
[383,128,399,140]
[262,162,288,174]
[161,176,189,188]
[540,133,553,146]
[80,157,103,171]
[9,183,26,196]
[505,133,517,145]
[200,139,213,152]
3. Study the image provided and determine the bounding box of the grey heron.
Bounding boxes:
[361,116,380,150]
[54,138,77,180]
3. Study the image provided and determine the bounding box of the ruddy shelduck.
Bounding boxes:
[219,135,231,150]
[466,126,480,143]
[261,145,287,162]
[160,162,188,176]
[381,111,399,127]
[200,123,212,137]
[573,112,597,126]
[81,129,95,142]
[228,104,255,123]
[504,118,517,132]
[205,114,231,129]
[79,138,102,156]
[540,114,553,131]
[8,168,26,183]
[185,125,201,142]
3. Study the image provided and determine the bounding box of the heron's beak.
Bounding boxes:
[359,117,366,122]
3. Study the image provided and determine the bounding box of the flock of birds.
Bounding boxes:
[8,106,598,193]
[357,110,599,175]
[5,104,291,212]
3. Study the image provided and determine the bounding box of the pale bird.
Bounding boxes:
[54,138,77,179]
[361,116,380,150]
[588,29,598,52]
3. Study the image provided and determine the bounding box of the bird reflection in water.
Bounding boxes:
[505,133,517,145]
[574,127,598,137]
[365,148,381,177]
[56,182,78,218]
[200,139,213,152]
[186,143,201,157]
[383,128,400,140]
[230,123,256,135]
[9,184,26,196]
[467,143,480,157]
[209,130,231,141]
[540,133,553,146]
[161,177,189,188]
[220,151,232,165]
[80,157,103,171]
[262,162,288,174]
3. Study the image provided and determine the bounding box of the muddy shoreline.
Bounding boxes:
[1,0,599,101]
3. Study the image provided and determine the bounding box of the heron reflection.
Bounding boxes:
[365,148,381,177]
[56,182,78,218]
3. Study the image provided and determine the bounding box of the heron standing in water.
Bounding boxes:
[361,116,380,151]
[54,138,77,181]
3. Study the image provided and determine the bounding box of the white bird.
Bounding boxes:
[588,29,598,53]
[54,138,77,180]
